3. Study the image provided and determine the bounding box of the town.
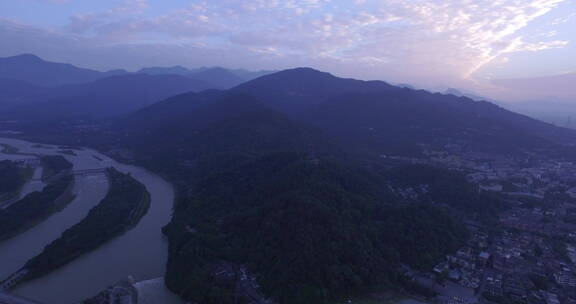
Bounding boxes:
[392,146,576,304]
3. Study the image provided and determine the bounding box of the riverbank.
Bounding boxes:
[135,277,185,304]
[40,155,73,181]
[19,168,151,285]
[83,276,188,304]
[0,143,37,157]
[83,278,138,304]
[0,143,19,154]
[0,137,175,304]
[0,175,75,243]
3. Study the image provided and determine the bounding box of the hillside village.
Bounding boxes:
[393,146,576,304]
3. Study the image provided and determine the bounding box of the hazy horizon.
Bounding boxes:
[1,0,575,103]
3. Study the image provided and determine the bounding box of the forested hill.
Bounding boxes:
[117,93,336,182]
[103,67,548,303]
[236,68,576,155]
[120,68,576,159]
[231,67,398,112]
[111,85,509,303]
[163,153,471,304]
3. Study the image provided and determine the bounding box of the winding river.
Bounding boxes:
[0,137,183,304]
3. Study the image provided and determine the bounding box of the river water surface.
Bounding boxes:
[0,137,182,304]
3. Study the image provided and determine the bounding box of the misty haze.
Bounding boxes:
[0,1,575,304]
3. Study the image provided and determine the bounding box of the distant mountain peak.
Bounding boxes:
[10,53,43,62]
[246,67,339,85]
[0,53,111,86]
[276,67,333,77]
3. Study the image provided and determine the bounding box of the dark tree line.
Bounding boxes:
[40,155,73,180]
[0,174,74,242]
[163,154,470,304]
[23,168,149,281]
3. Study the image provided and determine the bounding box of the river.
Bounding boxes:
[0,137,183,304]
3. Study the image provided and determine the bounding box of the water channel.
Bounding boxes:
[0,137,183,304]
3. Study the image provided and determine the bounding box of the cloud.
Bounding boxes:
[0,0,571,88]
[0,17,307,72]
[516,40,569,52]
[551,11,576,24]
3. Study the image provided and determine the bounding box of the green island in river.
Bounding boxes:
[0,174,75,243]
[40,155,74,181]
[18,167,151,284]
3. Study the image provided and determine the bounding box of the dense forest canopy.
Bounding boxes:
[386,165,507,220]
[24,168,149,281]
[164,154,470,304]
[40,155,72,180]
[0,174,74,242]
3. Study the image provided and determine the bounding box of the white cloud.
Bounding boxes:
[516,40,569,51]
[1,0,571,88]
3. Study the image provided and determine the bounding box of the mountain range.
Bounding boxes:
[0,54,126,86]
[1,54,576,304]
[0,74,214,120]
[2,54,574,160]
[0,54,273,118]
[119,67,576,163]
[138,65,274,88]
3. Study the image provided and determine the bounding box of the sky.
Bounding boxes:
[0,0,575,101]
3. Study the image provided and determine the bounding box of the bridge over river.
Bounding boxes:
[71,168,107,176]
[0,137,176,304]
